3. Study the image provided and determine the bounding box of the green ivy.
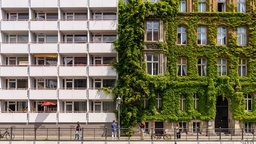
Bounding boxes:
[113,0,256,129]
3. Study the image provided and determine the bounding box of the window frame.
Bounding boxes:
[237,0,246,12]
[237,27,247,46]
[177,26,187,45]
[198,57,207,76]
[146,53,160,75]
[218,0,226,12]
[198,0,206,12]
[197,26,207,45]
[179,0,187,12]
[217,26,227,45]
[238,58,247,76]
[146,21,160,42]
[218,58,228,76]
[180,95,186,111]
[245,94,252,112]
[177,57,187,76]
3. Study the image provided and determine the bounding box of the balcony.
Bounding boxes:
[58,113,87,123]
[59,66,87,76]
[0,90,27,100]
[88,89,112,100]
[59,43,87,53]
[88,113,115,123]
[30,21,58,31]
[0,66,28,77]
[29,66,58,76]
[89,0,117,8]
[1,44,29,53]
[30,43,58,53]
[59,89,87,99]
[1,0,29,7]
[59,21,88,30]
[30,0,58,7]
[29,89,58,100]
[29,113,57,123]
[0,113,27,123]
[88,43,115,53]
[1,21,29,31]
[88,66,116,76]
[89,20,117,31]
[60,0,88,7]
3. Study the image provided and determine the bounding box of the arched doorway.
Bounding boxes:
[215,96,228,132]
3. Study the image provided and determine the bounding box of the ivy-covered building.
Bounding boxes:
[114,0,256,135]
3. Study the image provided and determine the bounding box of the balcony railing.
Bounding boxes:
[1,127,255,141]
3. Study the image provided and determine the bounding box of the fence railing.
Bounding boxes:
[0,127,255,141]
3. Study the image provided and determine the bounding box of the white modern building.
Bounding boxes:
[0,0,117,128]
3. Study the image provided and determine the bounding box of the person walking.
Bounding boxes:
[75,122,82,140]
[139,122,145,140]
[111,120,117,140]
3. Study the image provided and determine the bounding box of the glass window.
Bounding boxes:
[74,57,87,65]
[218,0,226,12]
[245,122,252,133]
[94,79,102,88]
[9,13,17,21]
[74,35,87,43]
[238,58,247,76]
[74,102,87,112]
[103,79,115,88]
[46,57,57,65]
[197,26,207,45]
[37,13,45,20]
[177,57,187,76]
[146,21,159,41]
[156,95,162,110]
[194,95,199,109]
[46,13,58,20]
[74,13,87,20]
[46,79,57,89]
[218,58,227,76]
[46,35,58,43]
[198,0,206,12]
[93,35,102,42]
[192,122,200,133]
[146,54,159,75]
[8,79,16,89]
[177,26,187,45]
[103,102,114,112]
[217,27,226,45]
[38,35,45,43]
[238,0,246,12]
[74,79,87,89]
[103,13,116,19]
[65,79,73,89]
[180,95,186,111]
[179,0,186,12]
[18,35,28,43]
[18,13,29,20]
[9,35,17,43]
[103,35,116,42]
[103,57,115,64]
[245,94,252,112]
[237,27,246,46]
[198,58,207,76]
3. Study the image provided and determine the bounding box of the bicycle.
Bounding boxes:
[0,128,15,140]
[153,133,171,140]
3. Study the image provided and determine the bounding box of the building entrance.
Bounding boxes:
[215,96,228,132]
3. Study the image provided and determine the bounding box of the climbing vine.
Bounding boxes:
[112,0,256,129]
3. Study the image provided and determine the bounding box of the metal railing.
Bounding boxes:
[0,127,255,141]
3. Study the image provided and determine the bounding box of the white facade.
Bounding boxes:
[0,0,117,124]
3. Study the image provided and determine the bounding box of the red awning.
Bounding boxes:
[41,101,56,107]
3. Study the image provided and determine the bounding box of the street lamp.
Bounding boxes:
[116,96,121,139]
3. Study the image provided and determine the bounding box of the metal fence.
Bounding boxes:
[0,127,255,141]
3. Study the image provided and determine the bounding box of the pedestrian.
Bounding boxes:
[111,120,117,140]
[176,124,181,139]
[75,121,82,140]
[139,121,145,140]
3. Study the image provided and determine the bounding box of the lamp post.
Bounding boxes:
[116,96,121,139]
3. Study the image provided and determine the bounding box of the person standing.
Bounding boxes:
[139,122,145,140]
[176,124,181,139]
[75,122,82,140]
[111,120,117,140]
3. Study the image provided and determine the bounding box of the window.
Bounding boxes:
[177,26,187,45]
[90,101,102,112]
[92,79,116,89]
[146,21,159,41]
[217,27,226,45]
[8,13,29,21]
[237,27,246,46]
[103,79,115,87]
[36,13,58,20]
[245,94,252,112]
[63,57,87,65]
[146,54,159,75]
[63,101,87,113]
[90,56,116,65]
[218,0,226,12]
[103,101,115,112]
[197,26,207,45]
[198,0,206,12]
[198,58,207,76]
[6,57,28,65]
[148,0,160,2]
[245,122,252,133]
[238,58,247,76]
[64,13,87,20]
[180,96,186,111]
[143,98,149,109]
[8,35,28,43]
[177,57,187,76]
[156,95,162,110]
[179,122,187,133]
[92,35,116,43]
[35,57,57,65]
[218,58,227,76]
[63,79,87,89]
[63,35,87,43]
[7,79,28,89]
[92,12,116,20]
[194,95,199,109]
[5,101,27,113]
[179,0,186,12]
[238,0,246,12]
[37,35,58,43]
[192,122,200,133]
[34,79,57,89]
